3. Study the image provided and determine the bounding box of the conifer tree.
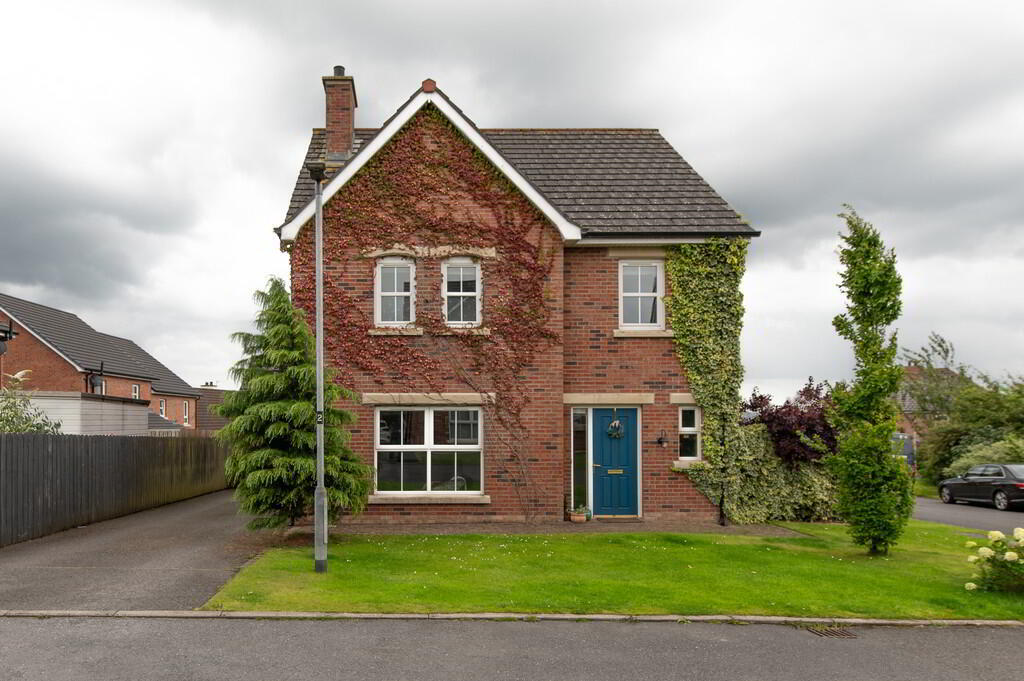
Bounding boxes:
[215,278,369,529]
[828,207,913,554]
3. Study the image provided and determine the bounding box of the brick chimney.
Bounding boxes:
[323,65,358,165]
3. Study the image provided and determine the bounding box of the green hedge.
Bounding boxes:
[665,238,836,523]
[685,424,837,523]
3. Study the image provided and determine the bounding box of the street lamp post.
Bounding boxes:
[307,160,328,573]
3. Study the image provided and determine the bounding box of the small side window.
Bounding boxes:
[679,407,701,460]
[131,384,140,400]
[159,399,166,417]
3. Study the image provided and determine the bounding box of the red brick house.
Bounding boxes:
[0,292,199,429]
[278,67,759,522]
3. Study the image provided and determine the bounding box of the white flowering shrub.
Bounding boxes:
[964,528,1024,593]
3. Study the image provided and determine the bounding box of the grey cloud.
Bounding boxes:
[0,152,193,297]
[3,0,1021,398]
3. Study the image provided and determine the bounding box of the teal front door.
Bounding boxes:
[592,408,638,516]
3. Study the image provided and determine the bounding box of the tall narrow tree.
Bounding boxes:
[828,206,913,554]
[215,277,370,529]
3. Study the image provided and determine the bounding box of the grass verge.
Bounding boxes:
[203,520,1021,619]
[915,478,940,499]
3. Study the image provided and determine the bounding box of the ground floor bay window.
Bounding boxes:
[375,407,482,493]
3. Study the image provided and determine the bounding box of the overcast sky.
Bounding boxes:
[1,0,1021,400]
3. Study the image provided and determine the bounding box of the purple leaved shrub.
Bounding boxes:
[744,378,838,467]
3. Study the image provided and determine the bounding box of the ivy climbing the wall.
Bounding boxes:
[666,238,835,523]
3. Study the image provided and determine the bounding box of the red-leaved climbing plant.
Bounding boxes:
[290,104,560,518]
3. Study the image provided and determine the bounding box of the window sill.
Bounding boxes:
[368,494,491,505]
[671,458,701,470]
[613,329,674,338]
[369,327,424,336]
[436,327,491,336]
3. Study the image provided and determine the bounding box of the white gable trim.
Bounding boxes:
[279,90,582,245]
[0,305,85,373]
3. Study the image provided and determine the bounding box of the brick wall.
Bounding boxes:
[154,394,198,429]
[563,248,716,519]
[0,316,84,392]
[98,375,152,403]
[290,111,565,523]
[287,109,717,522]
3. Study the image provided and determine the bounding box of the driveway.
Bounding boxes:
[0,491,254,610]
[914,496,1024,534]
[1,618,1020,681]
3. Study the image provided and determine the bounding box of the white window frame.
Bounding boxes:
[618,260,665,330]
[159,399,166,417]
[131,384,140,400]
[441,258,482,328]
[374,406,483,494]
[100,379,107,396]
[374,257,416,327]
[678,406,702,460]
[183,400,189,425]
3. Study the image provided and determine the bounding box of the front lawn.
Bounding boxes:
[204,520,1022,619]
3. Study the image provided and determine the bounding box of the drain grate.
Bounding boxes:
[807,626,858,639]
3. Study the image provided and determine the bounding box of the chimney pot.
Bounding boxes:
[333,65,345,76]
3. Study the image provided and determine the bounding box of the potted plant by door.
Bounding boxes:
[569,504,589,523]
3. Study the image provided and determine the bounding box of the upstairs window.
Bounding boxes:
[159,399,166,417]
[619,261,664,329]
[183,400,190,425]
[443,259,480,326]
[131,384,140,400]
[375,258,415,326]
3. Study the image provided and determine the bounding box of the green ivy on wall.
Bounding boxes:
[666,238,835,523]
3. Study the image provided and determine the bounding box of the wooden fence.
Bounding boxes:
[0,433,230,548]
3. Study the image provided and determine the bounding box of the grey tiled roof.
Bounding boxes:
[0,291,198,397]
[198,387,231,431]
[98,333,199,398]
[284,129,376,223]
[283,126,756,238]
[0,292,150,379]
[148,411,184,430]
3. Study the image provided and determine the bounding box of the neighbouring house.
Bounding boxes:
[148,411,185,435]
[0,292,199,432]
[198,382,230,433]
[896,365,965,454]
[277,66,759,522]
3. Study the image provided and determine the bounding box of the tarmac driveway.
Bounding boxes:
[914,495,1024,534]
[0,490,254,611]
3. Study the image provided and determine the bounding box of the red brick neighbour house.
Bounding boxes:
[0,292,199,431]
[278,67,759,523]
